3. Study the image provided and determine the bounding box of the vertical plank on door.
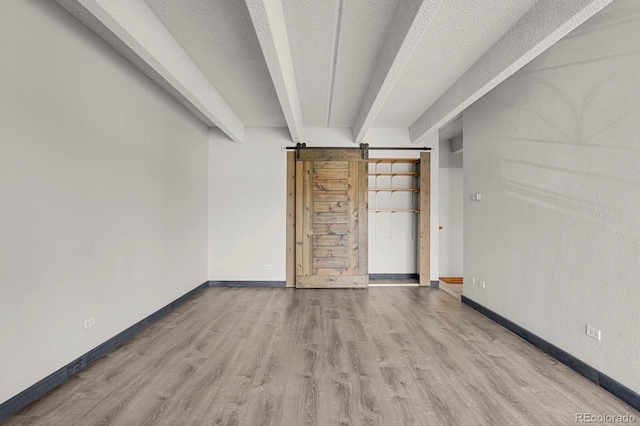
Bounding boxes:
[357,161,368,277]
[286,152,296,287]
[295,160,304,277]
[347,162,358,276]
[302,161,314,277]
[419,152,431,286]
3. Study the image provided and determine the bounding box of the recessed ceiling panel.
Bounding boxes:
[375,0,539,128]
[144,0,286,127]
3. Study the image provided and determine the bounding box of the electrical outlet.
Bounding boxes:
[478,280,486,289]
[264,264,273,270]
[471,193,482,201]
[586,325,601,341]
[84,317,95,329]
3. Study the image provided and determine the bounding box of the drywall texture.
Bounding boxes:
[463,0,640,393]
[0,0,209,404]
[208,127,439,280]
[439,169,463,277]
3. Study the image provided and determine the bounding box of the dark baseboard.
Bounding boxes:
[369,273,419,280]
[208,280,286,287]
[430,280,439,287]
[461,296,640,412]
[0,281,209,423]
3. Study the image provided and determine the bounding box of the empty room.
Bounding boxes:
[1,0,639,424]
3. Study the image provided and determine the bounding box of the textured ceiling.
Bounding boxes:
[376,0,539,127]
[144,0,286,127]
[282,0,399,127]
[144,0,539,129]
[61,0,614,143]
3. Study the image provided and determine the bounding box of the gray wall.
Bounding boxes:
[0,0,209,404]
[463,0,640,393]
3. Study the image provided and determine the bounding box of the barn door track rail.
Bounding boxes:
[288,143,431,160]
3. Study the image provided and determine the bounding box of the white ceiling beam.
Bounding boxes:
[352,0,443,144]
[54,0,245,143]
[410,0,614,144]
[245,0,304,143]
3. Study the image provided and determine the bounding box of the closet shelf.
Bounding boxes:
[369,188,419,192]
[368,159,420,164]
[368,172,419,176]
[370,209,420,213]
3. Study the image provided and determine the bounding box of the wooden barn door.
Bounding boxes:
[295,149,368,288]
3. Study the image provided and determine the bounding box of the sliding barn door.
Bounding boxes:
[296,149,368,288]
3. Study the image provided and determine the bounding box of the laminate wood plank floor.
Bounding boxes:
[5,287,638,425]
[438,281,463,300]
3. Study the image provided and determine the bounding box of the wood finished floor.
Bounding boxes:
[439,281,463,299]
[5,287,638,425]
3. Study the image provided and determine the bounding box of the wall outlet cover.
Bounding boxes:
[586,325,601,341]
[84,317,95,329]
